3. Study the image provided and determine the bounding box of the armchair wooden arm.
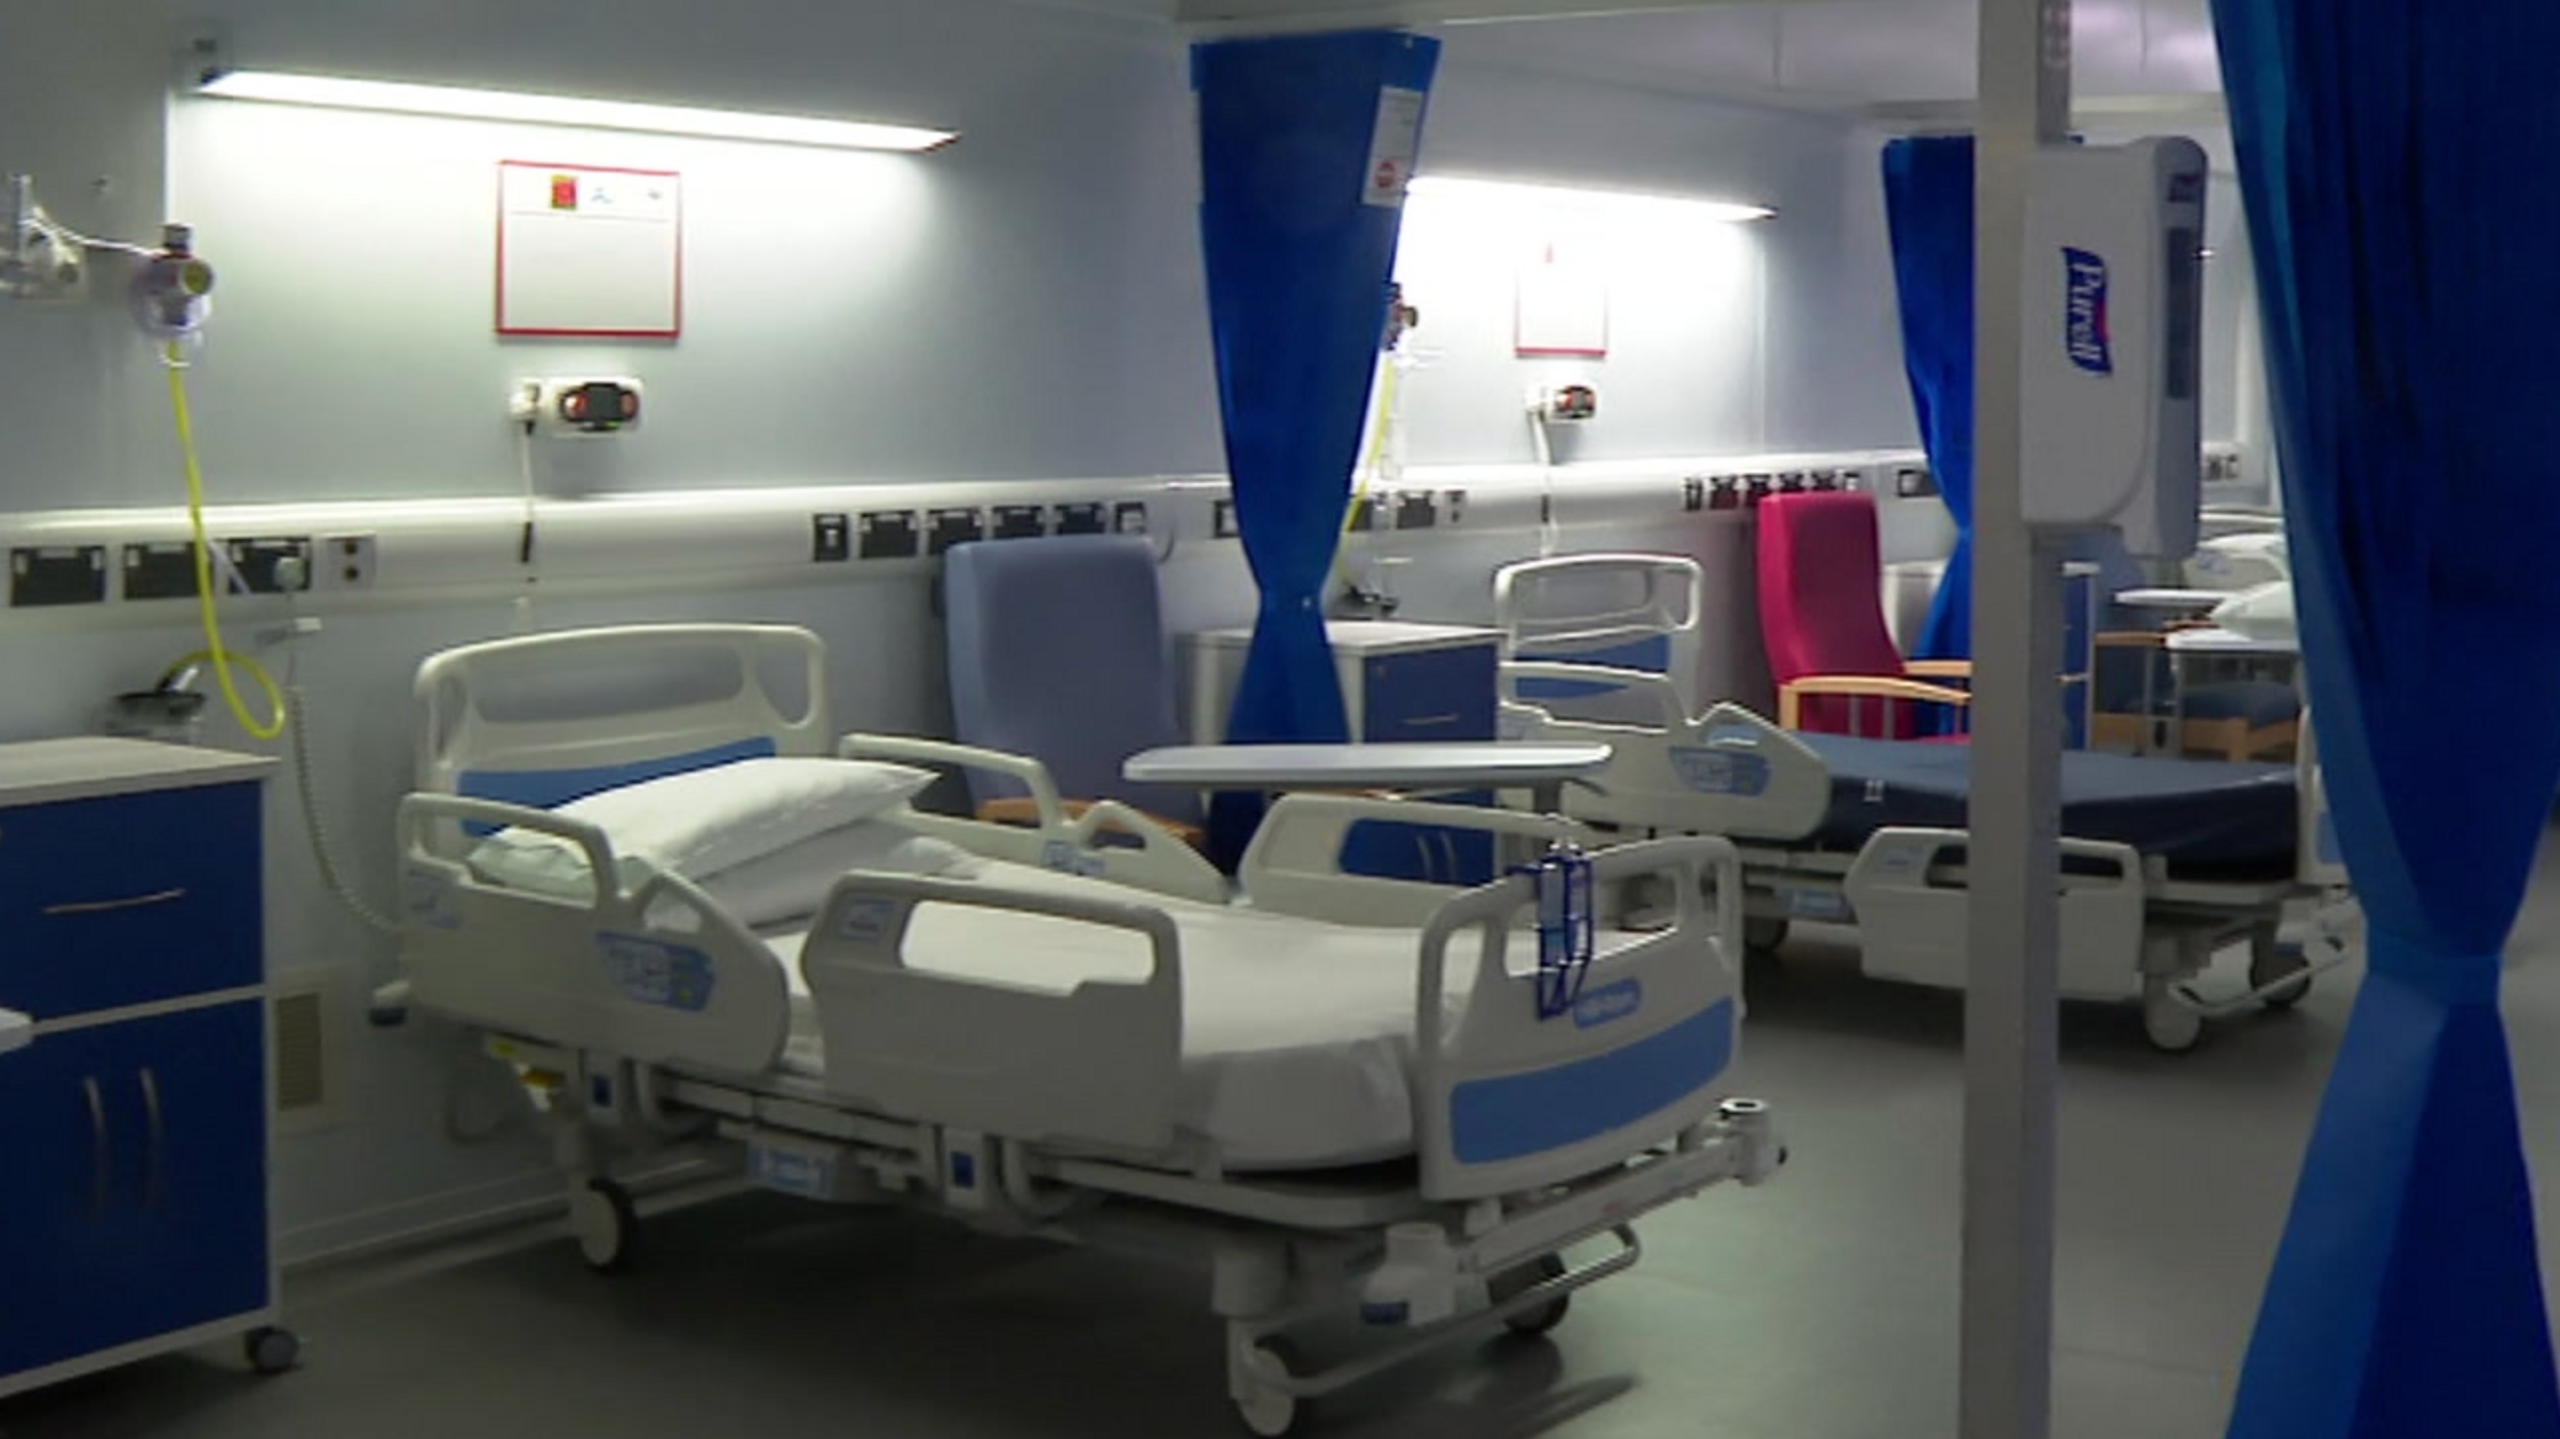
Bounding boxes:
[1902,659,1977,680]
[976,796,1208,851]
[1776,674,1975,731]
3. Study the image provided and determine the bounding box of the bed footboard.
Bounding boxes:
[801,873,1188,1158]
[1414,836,1747,1202]
[396,794,792,1077]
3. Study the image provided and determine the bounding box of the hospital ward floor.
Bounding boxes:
[21,842,2560,1439]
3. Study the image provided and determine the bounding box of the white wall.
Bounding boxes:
[0,0,179,511]
[1394,57,1919,465]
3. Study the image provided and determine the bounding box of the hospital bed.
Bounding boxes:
[392,624,1782,1435]
[1501,668,2356,1053]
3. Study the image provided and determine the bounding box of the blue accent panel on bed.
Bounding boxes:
[1448,999,1735,1166]
[1513,635,1674,701]
[457,738,776,833]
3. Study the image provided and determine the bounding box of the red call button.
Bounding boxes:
[550,175,579,211]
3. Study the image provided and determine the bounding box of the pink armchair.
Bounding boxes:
[1755,491,1972,739]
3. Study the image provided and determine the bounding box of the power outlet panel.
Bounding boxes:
[123,543,200,600]
[859,511,921,560]
[991,505,1047,540]
[1394,491,1438,530]
[812,514,851,564]
[1053,503,1108,536]
[1112,502,1149,536]
[1212,499,1239,539]
[318,534,378,589]
[226,538,314,594]
[11,546,105,606]
[927,509,985,556]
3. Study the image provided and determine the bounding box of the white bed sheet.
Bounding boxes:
[762,860,1494,1170]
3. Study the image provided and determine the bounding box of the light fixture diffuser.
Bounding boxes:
[1405,175,1773,224]
[194,70,958,153]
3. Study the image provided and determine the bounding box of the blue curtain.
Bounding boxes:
[1194,30,1440,859]
[1881,135,1978,662]
[2215,5,2560,1436]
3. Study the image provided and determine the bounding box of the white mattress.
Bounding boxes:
[763,860,1490,1170]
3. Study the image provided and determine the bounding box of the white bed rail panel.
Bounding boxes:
[841,734,1230,906]
[1504,690,1833,842]
[1415,837,1745,1203]
[1241,794,1593,926]
[416,624,831,828]
[397,794,793,1077]
[802,874,1188,1156]
[2294,716,2347,890]
[1842,828,2148,1001]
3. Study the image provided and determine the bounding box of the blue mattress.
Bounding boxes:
[1795,734,2299,873]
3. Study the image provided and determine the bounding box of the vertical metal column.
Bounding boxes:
[1962,1,2071,1438]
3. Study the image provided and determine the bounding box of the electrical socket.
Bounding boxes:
[317,534,378,590]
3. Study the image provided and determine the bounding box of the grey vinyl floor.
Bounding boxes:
[15,839,2560,1439]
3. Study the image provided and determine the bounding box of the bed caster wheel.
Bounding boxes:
[1744,917,1791,961]
[245,1325,301,1376]
[572,1178,638,1273]
[2252,944,2314,1009]
[1232,1337,1310,1438]
[1491,1253,1572,1338]
[2142,986,2205,1054]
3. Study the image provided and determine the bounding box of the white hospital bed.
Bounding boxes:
[1502,672,2358,1053]
[392,624,1782,1435]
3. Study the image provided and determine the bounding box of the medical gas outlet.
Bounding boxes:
[512,377,645,437]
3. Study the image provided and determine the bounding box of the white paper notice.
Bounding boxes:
[1363,87,1427,208]
[497,162,682,337]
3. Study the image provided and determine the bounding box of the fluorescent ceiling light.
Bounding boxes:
[193,71,958,153]
[1406,175,1773,224]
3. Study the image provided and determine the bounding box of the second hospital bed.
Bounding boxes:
[1502,668,2357,1052]
[390,623,1782,1435]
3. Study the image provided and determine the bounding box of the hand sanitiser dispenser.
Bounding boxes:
[2023,137,2210,559]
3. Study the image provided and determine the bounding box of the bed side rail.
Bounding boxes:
[1841,827,2149,1002]
[841,734,1229,906]
[1414,836,1745,1202]
[394,794,791,1076]
[1501,689,1832,842]
[1240,794,1593,926]
[801,872,1187,1157]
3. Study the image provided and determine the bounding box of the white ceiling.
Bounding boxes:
[1034,0,2225,112]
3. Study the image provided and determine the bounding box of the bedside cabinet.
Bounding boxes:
[0,739,294,1396]
[1185,622,1506,883]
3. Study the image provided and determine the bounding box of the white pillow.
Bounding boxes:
[699,821,976,928]
[471,757,935,896]
[2212,580,2296,642]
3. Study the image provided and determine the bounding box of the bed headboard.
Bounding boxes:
[415,624,831,813]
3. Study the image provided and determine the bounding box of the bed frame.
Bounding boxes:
[391,624,1782,1435]
[1501,667,2360,1053]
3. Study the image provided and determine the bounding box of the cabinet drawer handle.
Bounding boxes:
[82,1076,109,1218]
[139,1067,166,1209]
[44,887,187,917]
[1399,714,1462,729]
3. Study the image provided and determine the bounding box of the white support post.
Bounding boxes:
[1964,0,2070,1437]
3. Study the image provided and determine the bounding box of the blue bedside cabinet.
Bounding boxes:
[1186,621,1507,884]
[0,739,294,1396]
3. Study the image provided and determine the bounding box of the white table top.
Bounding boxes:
[1125,742,1613,789]
[0,737,276,809]
[2165,627,2298,656]
[2116,587,2235,610]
